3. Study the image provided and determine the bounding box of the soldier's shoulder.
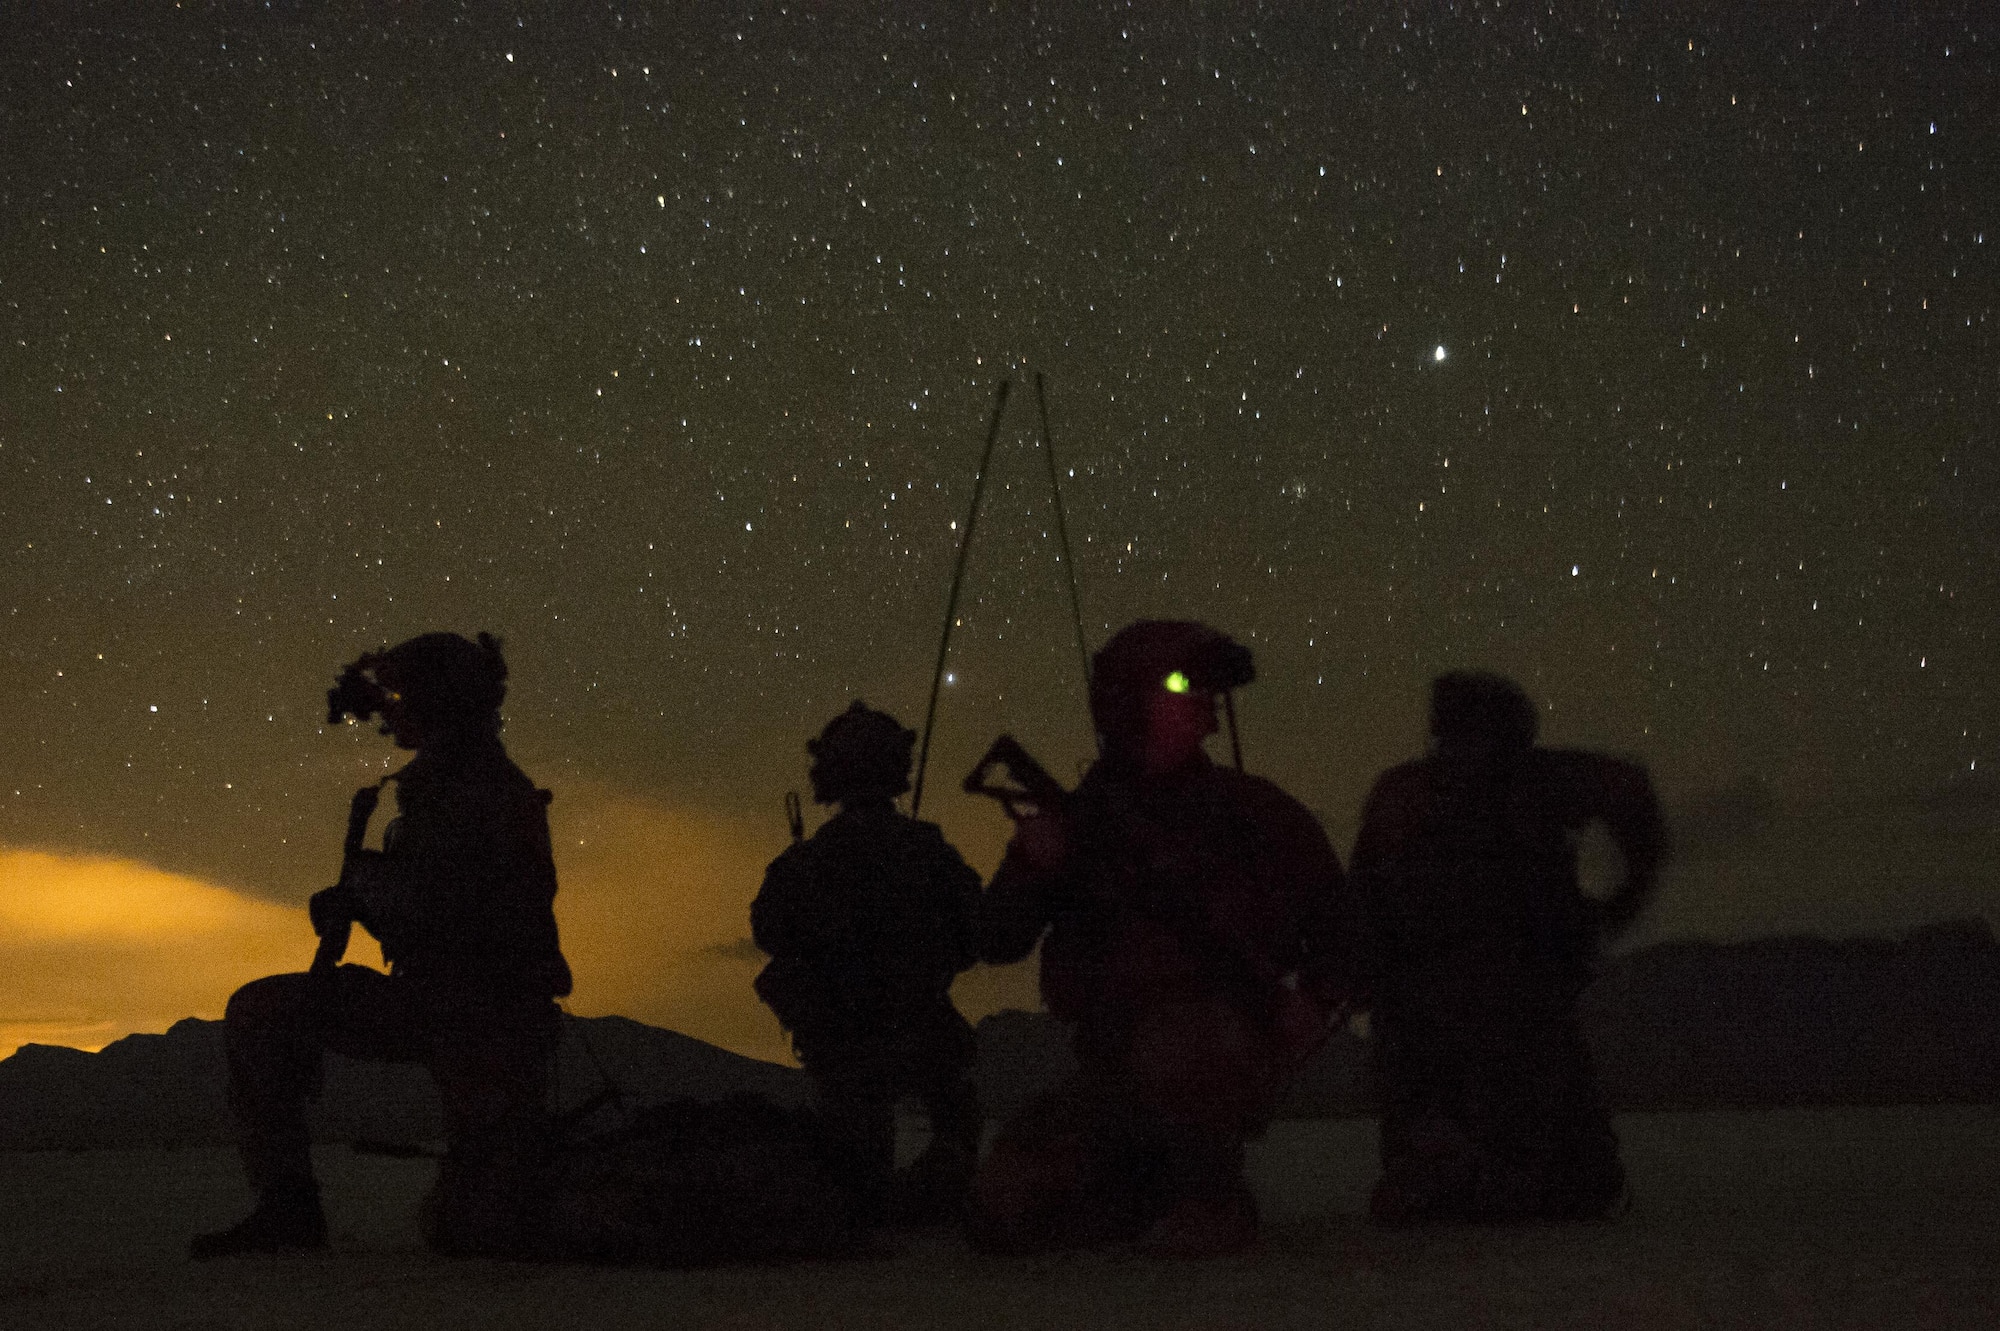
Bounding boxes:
[881,814,975,871]
[1527,746,1651,787]
[1371,757,1432,789]
[1357,759,1434,823]
[1213,764,1298,805]
[816,805,914,844]
[494,756,548,805]
[412,739,535,790]
[1521,747,1658,819]
[764,835,822,877]
[1211,766,1329,831]
[899,813,955,843]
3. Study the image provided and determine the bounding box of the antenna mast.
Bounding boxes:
[912,379,1011,817]
[1035,372,1096,752]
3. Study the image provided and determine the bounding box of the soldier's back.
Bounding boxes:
[1357,751,1595,1007]
[755,806,977,1004]
[810,806,978,990]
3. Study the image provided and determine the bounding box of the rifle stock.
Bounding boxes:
[962,735,1070,820]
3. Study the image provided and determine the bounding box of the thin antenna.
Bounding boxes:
[1034,372,1096,751]
[1224,690,1245,771]
[912,378,1011,817]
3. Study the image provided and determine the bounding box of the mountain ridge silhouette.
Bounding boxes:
[0,1013,809,1153]
[4,921,1996,1151]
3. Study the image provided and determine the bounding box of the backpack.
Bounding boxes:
[536,1094,861,1266]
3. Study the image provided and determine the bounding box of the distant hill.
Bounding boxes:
[1582,917,2000,1110]
[6,920,1997,1151]
[976,918,2000,1119]
[0,1014,807,1154]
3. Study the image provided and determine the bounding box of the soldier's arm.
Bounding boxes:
[921,826,986,977]
[1586,755,1668,939]
[975,836,1061,966]
[1287,809,1365,1019]
[1345,766,1427,1007]
[1349,766,1422,892]
[1232,778,1360,1016]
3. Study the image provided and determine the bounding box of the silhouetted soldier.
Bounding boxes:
[192,632,571,1259]
[1352,671,1666,1225]
[969,621,1357,1257]
[751,702,983,1223]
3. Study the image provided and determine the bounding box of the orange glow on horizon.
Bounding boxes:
[0,784,1043,1066]
[547,785,798,1064]
[0,848,305,1057]
[547,784,1042,1064]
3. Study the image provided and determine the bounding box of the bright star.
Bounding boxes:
[1434,345,1446,362]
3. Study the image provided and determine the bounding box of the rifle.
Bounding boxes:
[309,780,386,976]
[962,735,1069,820]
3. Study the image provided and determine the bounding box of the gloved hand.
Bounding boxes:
[308,883,358,939]
[1008,810,1070,873]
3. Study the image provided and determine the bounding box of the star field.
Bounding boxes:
[2,3,1995,943]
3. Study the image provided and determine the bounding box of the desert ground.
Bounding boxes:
[2,1107,1996,1330]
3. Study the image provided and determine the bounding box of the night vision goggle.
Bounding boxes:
[326,662,392,727]
[1156,635,1256,697]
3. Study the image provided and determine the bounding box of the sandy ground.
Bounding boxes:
[2,1107,1996,1330]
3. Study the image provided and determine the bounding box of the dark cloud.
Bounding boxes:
[701,937,768,964]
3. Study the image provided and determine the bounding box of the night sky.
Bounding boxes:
[2,3,1995,1058]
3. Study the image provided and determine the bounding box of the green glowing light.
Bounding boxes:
[1163,670,1191,694]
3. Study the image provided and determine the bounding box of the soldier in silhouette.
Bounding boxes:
[1352,671,1666,1224]
[969,621,1357,1257]
[192,632,571,1259]
[751,702,984,1223]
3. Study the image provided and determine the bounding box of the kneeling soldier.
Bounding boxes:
[970,621,1359,1257]
[751,702,984,1223]
[192,632,572,1259]
[1352,671,1666,1224]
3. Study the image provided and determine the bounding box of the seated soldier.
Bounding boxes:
[1352,671,1666,1225]
[968,621,1357,1258]
[192,632,572,1259]
[751,702,984,1224]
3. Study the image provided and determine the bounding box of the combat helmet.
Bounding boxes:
[1087,620,1254,754]
[807,701,916,803]
[327,631,509,737]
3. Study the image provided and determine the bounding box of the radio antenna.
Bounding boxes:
[1034,372,1097,755]
[912,378,1011,817]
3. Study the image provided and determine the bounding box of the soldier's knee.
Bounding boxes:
[224,972,313,1030]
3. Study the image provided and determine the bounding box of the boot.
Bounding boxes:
[189,1179,327,1259]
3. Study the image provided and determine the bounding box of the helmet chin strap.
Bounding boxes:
[1223,691,1244,772]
